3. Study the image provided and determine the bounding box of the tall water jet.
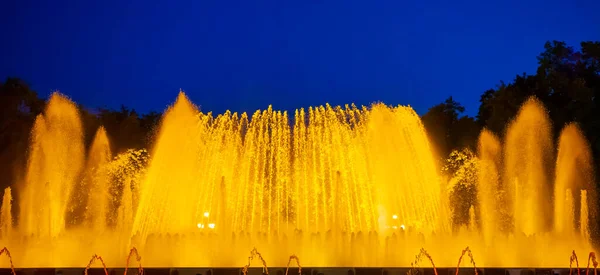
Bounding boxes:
[366,104,449,234]
[117,175,134,232]
[504,97,553,235]
[132,92,206,243]
[108,149,147,232]
[554,123,596,236]
[476,129,501,242]
[19,93,85,238]
[233,106,291,234]
[580,190,590,239]
[85,126,112,231]
[6,91,600,268]
[0,187,12,239]
[131,93,448,265]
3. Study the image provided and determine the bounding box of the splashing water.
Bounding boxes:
[20,93,85,239]
[242,248,269,275]
[569,252,600,275]
[476,129,501,242]
[0,188,12,239]
[586,252,598,275]
[84,254,109,275]
[285,255,302,275]
[0,92,598,267]
[0,247,16,275]
[572,251,581,275]
[555,123,597,238]
[409,248,438,275]
[455,247,478,275]
[504,98,554,236]
[124,247,144,275]
[85,126,112,232]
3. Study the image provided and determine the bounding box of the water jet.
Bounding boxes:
[0,93,596,268]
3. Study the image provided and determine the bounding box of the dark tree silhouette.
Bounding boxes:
[421,96,480,160]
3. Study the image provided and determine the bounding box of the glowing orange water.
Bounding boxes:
[554,123,597,237]
[129,93,449,266]
[455,247,477,275]
[0,92,597,268]
[242,248,269,275]
[20,93,85,238]
[285,255,301,275]
[409,248,437,275]
[567,251,599,275]
[476,129,501,244]
[0,188,12,239]
[85,126,112,232]
[84,254,108,275]
[586,252,598,275]
[0,247,16,275]
[504,97,554,235]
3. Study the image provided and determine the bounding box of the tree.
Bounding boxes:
[0,78,45,194]
[98,106,145,153]
[421,97,480,160]
[442,149,479,230]
[477,41,600,141]
[139,111,162,149]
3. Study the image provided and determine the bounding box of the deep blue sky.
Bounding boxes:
[1,0,599,116]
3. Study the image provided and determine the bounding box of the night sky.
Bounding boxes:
[1,0,599,116]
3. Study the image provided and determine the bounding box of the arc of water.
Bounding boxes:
[285,255,302,275]
[571,251,581,275]
[124,247,144,275]
[455,247,478,275]
[84,254,109,275]
[242,248,269,275]
[0,247,16,275]
[586,252,598,275]
[408,248,438,275]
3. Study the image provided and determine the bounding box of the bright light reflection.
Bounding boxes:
[203,212,210,218]
[208,223,215,229]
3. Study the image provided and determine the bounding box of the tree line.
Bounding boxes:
[422,40,600,173]
[0,80,161,192]
[421,41,600,229]
[1,40,599,204]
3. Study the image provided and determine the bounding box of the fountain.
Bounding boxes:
[0,92,597,268]
[84,126,112,232]
[0,188,12,239]
[476,129,501,243]
[19,93,85,239]
[555,123,597,238]
[504,97,554,236]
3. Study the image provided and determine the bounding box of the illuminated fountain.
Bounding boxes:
[554,123,597,238]
[0,92,596,268]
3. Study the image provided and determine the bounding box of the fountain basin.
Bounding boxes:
[0,268,574,275]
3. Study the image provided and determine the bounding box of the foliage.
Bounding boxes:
[442,149,478,190]
[421,97,480,161]
[442,149,479,229]
[0,79,45,196]
[421,40,600,230]
[105,148,149,194]
[104,149,149,225]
